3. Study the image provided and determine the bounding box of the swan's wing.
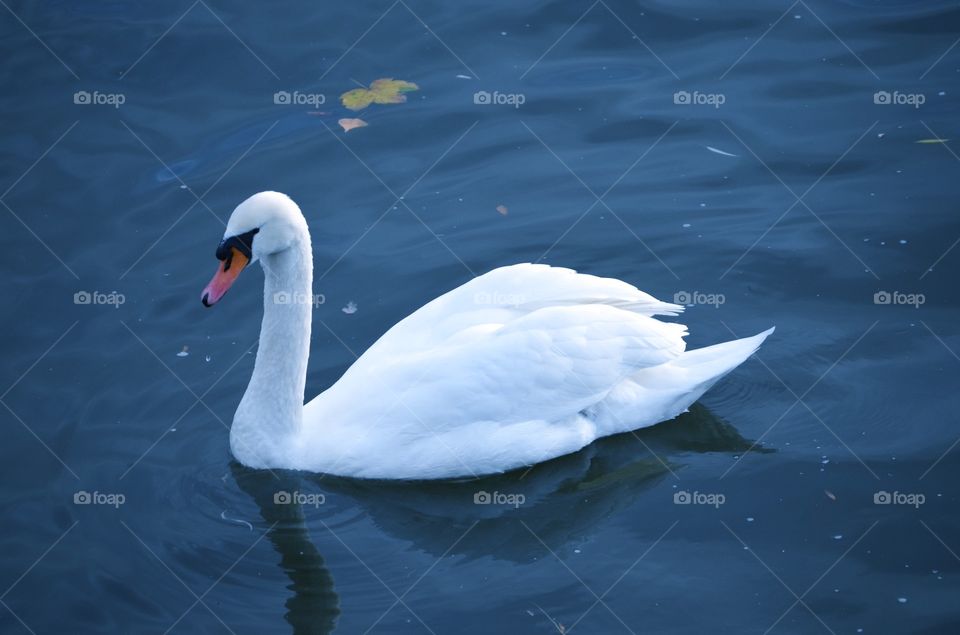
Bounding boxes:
[323,265,687,427]
[304,265,689,477]
[352,263,683,366]
[411,303,688,426]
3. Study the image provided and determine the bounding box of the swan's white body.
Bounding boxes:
[208,192,773,480]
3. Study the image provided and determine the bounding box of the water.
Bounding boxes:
[1,0,959,632]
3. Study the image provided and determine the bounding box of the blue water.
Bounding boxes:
[2,1,959,633]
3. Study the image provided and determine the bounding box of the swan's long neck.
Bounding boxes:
[230,234,313,468]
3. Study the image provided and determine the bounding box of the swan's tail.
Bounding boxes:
[592,327,774,435]
[673,326,774,387]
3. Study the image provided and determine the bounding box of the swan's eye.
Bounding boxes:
[216,227,260,268]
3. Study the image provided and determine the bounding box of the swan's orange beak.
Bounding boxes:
[201,247,249,307]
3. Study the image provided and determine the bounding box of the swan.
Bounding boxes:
[201,191,773,480]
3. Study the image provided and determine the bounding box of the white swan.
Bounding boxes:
[201,192,773,480]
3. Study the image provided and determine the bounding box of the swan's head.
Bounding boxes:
[201,191,306,307]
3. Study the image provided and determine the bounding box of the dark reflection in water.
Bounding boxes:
[230,403,762,632]
[232,463,340,635]
[309,404,766,561]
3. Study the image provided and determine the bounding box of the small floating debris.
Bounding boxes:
[825,489,837,501]
[833,534,843,540]
[746,517,755,523]
[899,239,907,245]
[706,145,738,157]
[205,355,211,362]
[456,74,472,80]
[897,597,908,604]
[338,118,368,133]
[496,204,509,216]
[532,604,565,634]
[340,78,418,111]
[220,510,253,531]
[176,346,189,358]
[682,223,691,228]
[342,301,358,315]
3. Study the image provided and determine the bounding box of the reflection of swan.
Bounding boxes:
[202,192,773,479]
[321,403,768,562]
[230,463,339,635]
[233,403,764,571]
[228,405,764,630]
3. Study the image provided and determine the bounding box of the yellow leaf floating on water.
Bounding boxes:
[341,78,419,111]
[915,138,950,144]
[496,204,508,216]
[338,118,368,132]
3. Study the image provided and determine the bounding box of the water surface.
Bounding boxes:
[1,1,959,633]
